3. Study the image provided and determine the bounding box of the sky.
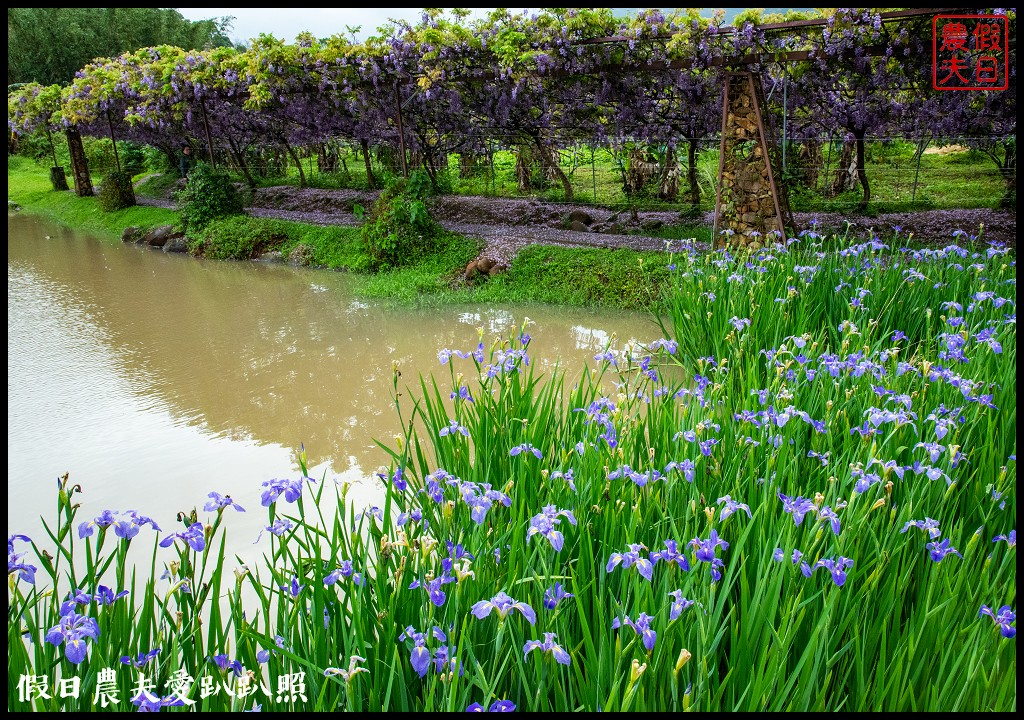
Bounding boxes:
[174,8,793,46]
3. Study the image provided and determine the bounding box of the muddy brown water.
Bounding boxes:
[8,214,660,559]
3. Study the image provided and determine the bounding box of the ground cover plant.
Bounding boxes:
[8,226,1015,711]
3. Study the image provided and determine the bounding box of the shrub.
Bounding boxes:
[359,169,438,270]
[174,162,244,231]
[97,170,136,211]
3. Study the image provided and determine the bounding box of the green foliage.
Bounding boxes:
[359,169,438,271]
[97,170,137,212]
[174,162,244,231]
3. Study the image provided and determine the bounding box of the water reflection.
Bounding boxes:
[8,214,659,555]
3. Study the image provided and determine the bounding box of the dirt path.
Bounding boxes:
[136,184,1015,267]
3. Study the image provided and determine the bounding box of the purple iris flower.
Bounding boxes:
[439,419,470,437]
[324,560,365,587]
[809,557,854,587]
[927,538,963,563]
[543,582,573,610]
[699,439,719,457]
[612,613,657,651]
[979,605,1016,638]
[121,648,161,668]
[280,576,306,598]
[255,518,294,543]
[606,544,654,581]
[510,443,543,459]
[778,492,816,526]
[901,517,941,539]
[524,632,571,665]
[471,592,536,625]
[467,700,517,712]
[77,510,118,539]
[7,534,36,584]
[689,530,729,563]
[818,506,841,535]
[650,540,691,571]
[204,492,245,513]
[717,495,751,521]
[132,692,187,711]
[527,506,576,552]
[260,476,314,507]
[60,588,94,616]
[409,571,454,607]
[159,522,206,552]
[668,590,695,621]
[45,609,100,664]
[210,653,244,677]
[94,585,130,606]
[772,548,785,562]
[992,530,1016,548]
[376,467,407,493]
[113,511,162,540]
[450,386,474,403]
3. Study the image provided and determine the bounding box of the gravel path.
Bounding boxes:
[137,184,1015,268]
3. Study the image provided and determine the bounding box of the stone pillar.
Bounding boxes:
[65,126,93,197]
[713,72,793,251]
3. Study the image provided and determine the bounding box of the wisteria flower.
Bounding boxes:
[524,632,571,665]
[612,613,657,651]
[979,605,1016,638]
[204,492,245,513]
[543,582,573,610]
[471,592,536,625]
[927,538,963,563]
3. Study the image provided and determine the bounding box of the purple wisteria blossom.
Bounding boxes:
[901,518,941,539]
[612,613,657,651]
[927,538,963,563]
[439,418,470,437]
[606,544,654,581]
[510,443,542,459]
[471,591,536,625]
[527,506,576,552]
[778,492,817,526]
[204,492,245,513]
[717,495,751,521]
[979,605,1016,638]
[159,522,206,552]
[543,582,573,610]
[45,609,100,664]
[524,632,571,665]
[668,590,695,621]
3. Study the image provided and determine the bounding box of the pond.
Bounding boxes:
[7,214,659,559]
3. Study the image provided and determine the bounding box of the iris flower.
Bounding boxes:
[45,609,100,664]
[979,605,1016,638]
[471,592,536,625]
[613,613,657,651]
[524,632,571,665]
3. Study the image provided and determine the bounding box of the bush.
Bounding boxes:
[97,170,136,212]
[174,162,244,231]
[359,170,438,270]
